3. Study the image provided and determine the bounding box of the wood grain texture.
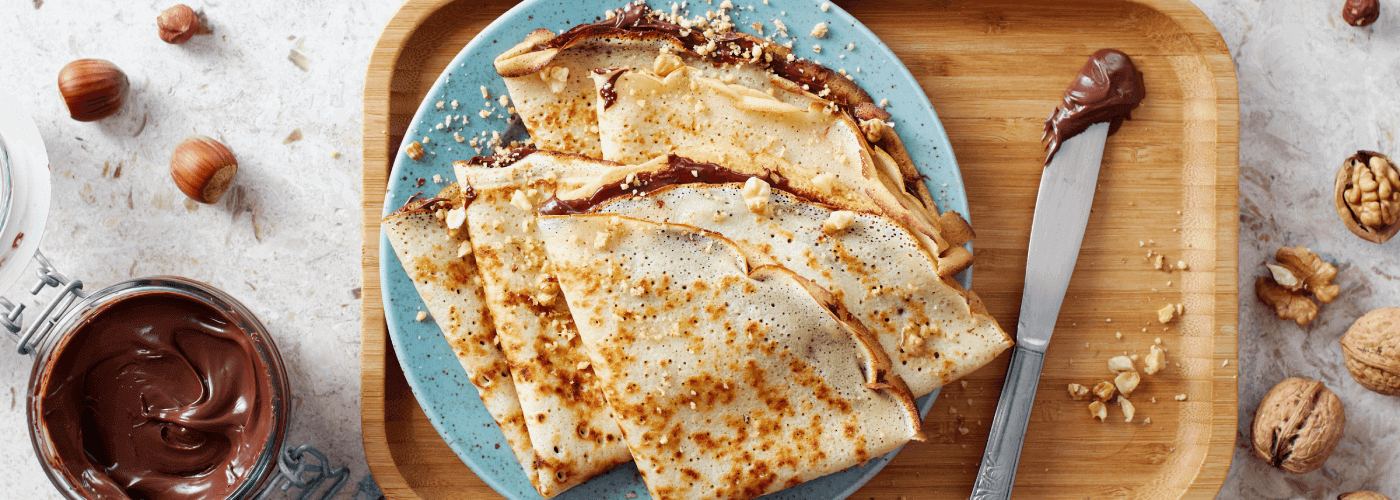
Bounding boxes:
[360,1,1240,498]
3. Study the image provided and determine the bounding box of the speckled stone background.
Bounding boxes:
[0,0,1397,499]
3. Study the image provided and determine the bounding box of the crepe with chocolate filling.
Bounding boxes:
[590,64,972,269]
[491,4,942,215]
[547,167,1010,397]
[493,4,871,157]
[535,213,924,500]
[451,151,632,496]
[381,184,544,495]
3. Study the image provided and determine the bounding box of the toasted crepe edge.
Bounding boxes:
[381,185,556,497]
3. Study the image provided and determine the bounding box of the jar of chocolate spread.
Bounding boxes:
[0,93,349,500]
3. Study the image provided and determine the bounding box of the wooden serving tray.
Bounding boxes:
[360,0,1240,498]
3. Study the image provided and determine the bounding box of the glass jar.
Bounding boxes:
[27,276,292,499]
[0,91,349,500]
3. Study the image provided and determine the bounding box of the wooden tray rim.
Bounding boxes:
[359,1,1242,498]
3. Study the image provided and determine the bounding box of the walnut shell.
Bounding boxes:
[1339,492,1391,500]
[1340,307,1400,396]
[1335,150,1400,244]
[1251,377,1345,474]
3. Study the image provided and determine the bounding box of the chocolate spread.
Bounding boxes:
[597,69,625,111]
[38,291,276,500]
[1042,49,1145,165]
[539,154,792,215]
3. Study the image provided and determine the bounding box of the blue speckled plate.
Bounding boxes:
[379,1,969,499]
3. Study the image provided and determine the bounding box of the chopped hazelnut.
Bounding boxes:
[1088,401,1108,421]
[406,141,424,161]
[1092,381,1116,401]
[741,177,772,216]
[812,172,839,194]
[510,190,534,211]
[1115,371,1141,396]
[1158,304,1177,324]
[1119,397,1135,422]
[415,310,428,322]
[1107,356,1135,373]
[445,208,467,230]
[822,211,856,234]
[1143,345,1166,375]
[1068,383,1090,399]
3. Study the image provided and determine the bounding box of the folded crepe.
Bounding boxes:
[495,3,960,265]
[536,213,924,500]
[493,3,875,160]
[381,184,543,495]
[452,150,632,496]
[542,155,1010,397]
[590,63,964,267]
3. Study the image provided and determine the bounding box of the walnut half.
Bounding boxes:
[1340,307,1400,396]
[1251,377,1346,474]
[1335,150,1400,244]
[1255,246,1339,326]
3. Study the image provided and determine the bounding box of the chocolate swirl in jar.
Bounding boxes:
[36,291,277,500]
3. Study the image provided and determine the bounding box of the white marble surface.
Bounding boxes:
[1,0,1398,499]
[0,1,397,498]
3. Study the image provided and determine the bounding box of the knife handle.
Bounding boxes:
[969,345,1046,500]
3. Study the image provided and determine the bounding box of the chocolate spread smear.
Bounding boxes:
[597,69,626,110]
[1042,49,1145,166]
[539,154,792,215]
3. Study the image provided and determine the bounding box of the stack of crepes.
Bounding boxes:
[383,3,1012,499]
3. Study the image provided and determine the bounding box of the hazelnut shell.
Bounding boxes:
[1343,0,1381,27]
[57,59,129,122]
[170,136,238,204]
[1251,377,1345,474]
[1335,150,1400,244]
[158,5,200,44]
[1340,307,1400,396]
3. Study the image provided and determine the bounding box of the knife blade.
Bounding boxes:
[969,121,1111,500]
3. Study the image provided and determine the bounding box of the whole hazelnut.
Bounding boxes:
[1340,307,1400,395]
[1251,377,1345,474]
[1343,0,1380,27]
[1340,492,1392,500]
[171,136,237,204]
[57,59,129,122]
[157,5,200,44]
[1336,150,1400,243]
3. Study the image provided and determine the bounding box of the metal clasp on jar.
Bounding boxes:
[0,251,85,355]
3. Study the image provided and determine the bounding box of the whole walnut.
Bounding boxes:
[1340,307,1400,395]
[1339,492,1392,500]
[1251,377,1345,474]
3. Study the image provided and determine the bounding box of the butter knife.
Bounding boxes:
[970,122,1111,500]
